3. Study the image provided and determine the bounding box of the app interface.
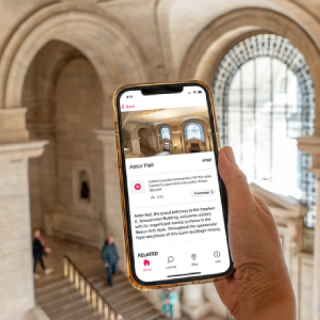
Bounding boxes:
[120,86,231,282]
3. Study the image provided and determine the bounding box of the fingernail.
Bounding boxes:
[224,147,235,163]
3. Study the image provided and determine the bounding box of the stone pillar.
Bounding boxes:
[314,179,320,320]
[27,123,57,233]
[203,283,228,318]
[130,137,141,156]
[96,129,126,271]
[0,140,47,320]
[171,133,180,154]
[181,284,211,319]
[297,136,320,320]
[206,132,211,151]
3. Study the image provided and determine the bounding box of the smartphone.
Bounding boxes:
[113,80,233,290]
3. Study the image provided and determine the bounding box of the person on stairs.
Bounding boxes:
[102,236,119,286]
[162,288,178,319]
[32,229,53,279]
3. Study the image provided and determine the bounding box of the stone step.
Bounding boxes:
[99,279,132,295]
[36,285,76,305]
[87,272,126,286]
[111,291,146,307]
[35,277,69,295]
[122,301,155,315]
[114,295,148,311]
[81,266,165,320]
[44,293,87,314]
[36,262,165,320]
[77,310,103,320]
[34,273,65,288]
[46,298,88,317]
[121,304,156,319]
[140,310,164,320]
[82,266,105,277]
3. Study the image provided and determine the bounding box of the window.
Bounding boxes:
[213,34,316,227]
[160,126,171,140]
[79,171,90,201]
[184,123,205,142]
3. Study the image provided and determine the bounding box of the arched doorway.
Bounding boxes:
[138,127,157,157]
[23,40,106,246]
[0,3,148,261]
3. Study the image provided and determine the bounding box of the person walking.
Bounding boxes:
[32,229,53,279]
[162,288,178,319]
[102,236,119,286]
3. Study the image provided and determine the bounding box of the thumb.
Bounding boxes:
[218,147,254,216]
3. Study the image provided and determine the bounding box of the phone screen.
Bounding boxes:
[117,83,232,284]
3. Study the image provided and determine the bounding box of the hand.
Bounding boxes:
[45,247,52,253]
[215,147,296,320]
[105,263,109,268]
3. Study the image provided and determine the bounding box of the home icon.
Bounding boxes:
[143,259,150,266]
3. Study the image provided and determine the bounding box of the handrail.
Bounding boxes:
[63,255,123,320]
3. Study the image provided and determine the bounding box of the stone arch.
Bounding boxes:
[179,8,320,134]
[23,40,87,126]
[133,123,155,137]
[137,126,157,149]
[156,123,174,135]
[0,2,148,128]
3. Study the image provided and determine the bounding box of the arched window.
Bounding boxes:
[79,171,90,202]
[213,34,316,226]
[184,123,205,142]
[159,126,171,140]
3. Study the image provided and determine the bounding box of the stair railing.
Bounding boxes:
[63,255,123,320]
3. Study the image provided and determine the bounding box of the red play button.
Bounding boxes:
[134,183,141,190]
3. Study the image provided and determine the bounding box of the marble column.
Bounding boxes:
[171,133,180,154]
[181,284,211,319]
[203,283,228,318]
[27,123,57,233]
[95,129,126,271]
[315,179,320,320]
[0,140,47,320]
[297,135,320,320]
[206,132,212,151]
[130,137,141,156]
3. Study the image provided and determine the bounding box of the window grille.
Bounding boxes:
[212,34,316,227]
[160,126,171,140]
[184,123,205,142]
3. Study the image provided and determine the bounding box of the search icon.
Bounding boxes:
[168,256,174,263]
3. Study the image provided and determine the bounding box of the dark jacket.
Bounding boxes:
[102,243,119,264]
[33,238,44,257]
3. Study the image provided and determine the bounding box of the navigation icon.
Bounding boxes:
[214,251,221,258]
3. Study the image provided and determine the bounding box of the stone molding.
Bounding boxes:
[0,140,48,163]
[0,2,148,117]
[297,135,320,174]
[95,129,116,142]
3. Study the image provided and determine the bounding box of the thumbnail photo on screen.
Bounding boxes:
[122,106,213,159]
